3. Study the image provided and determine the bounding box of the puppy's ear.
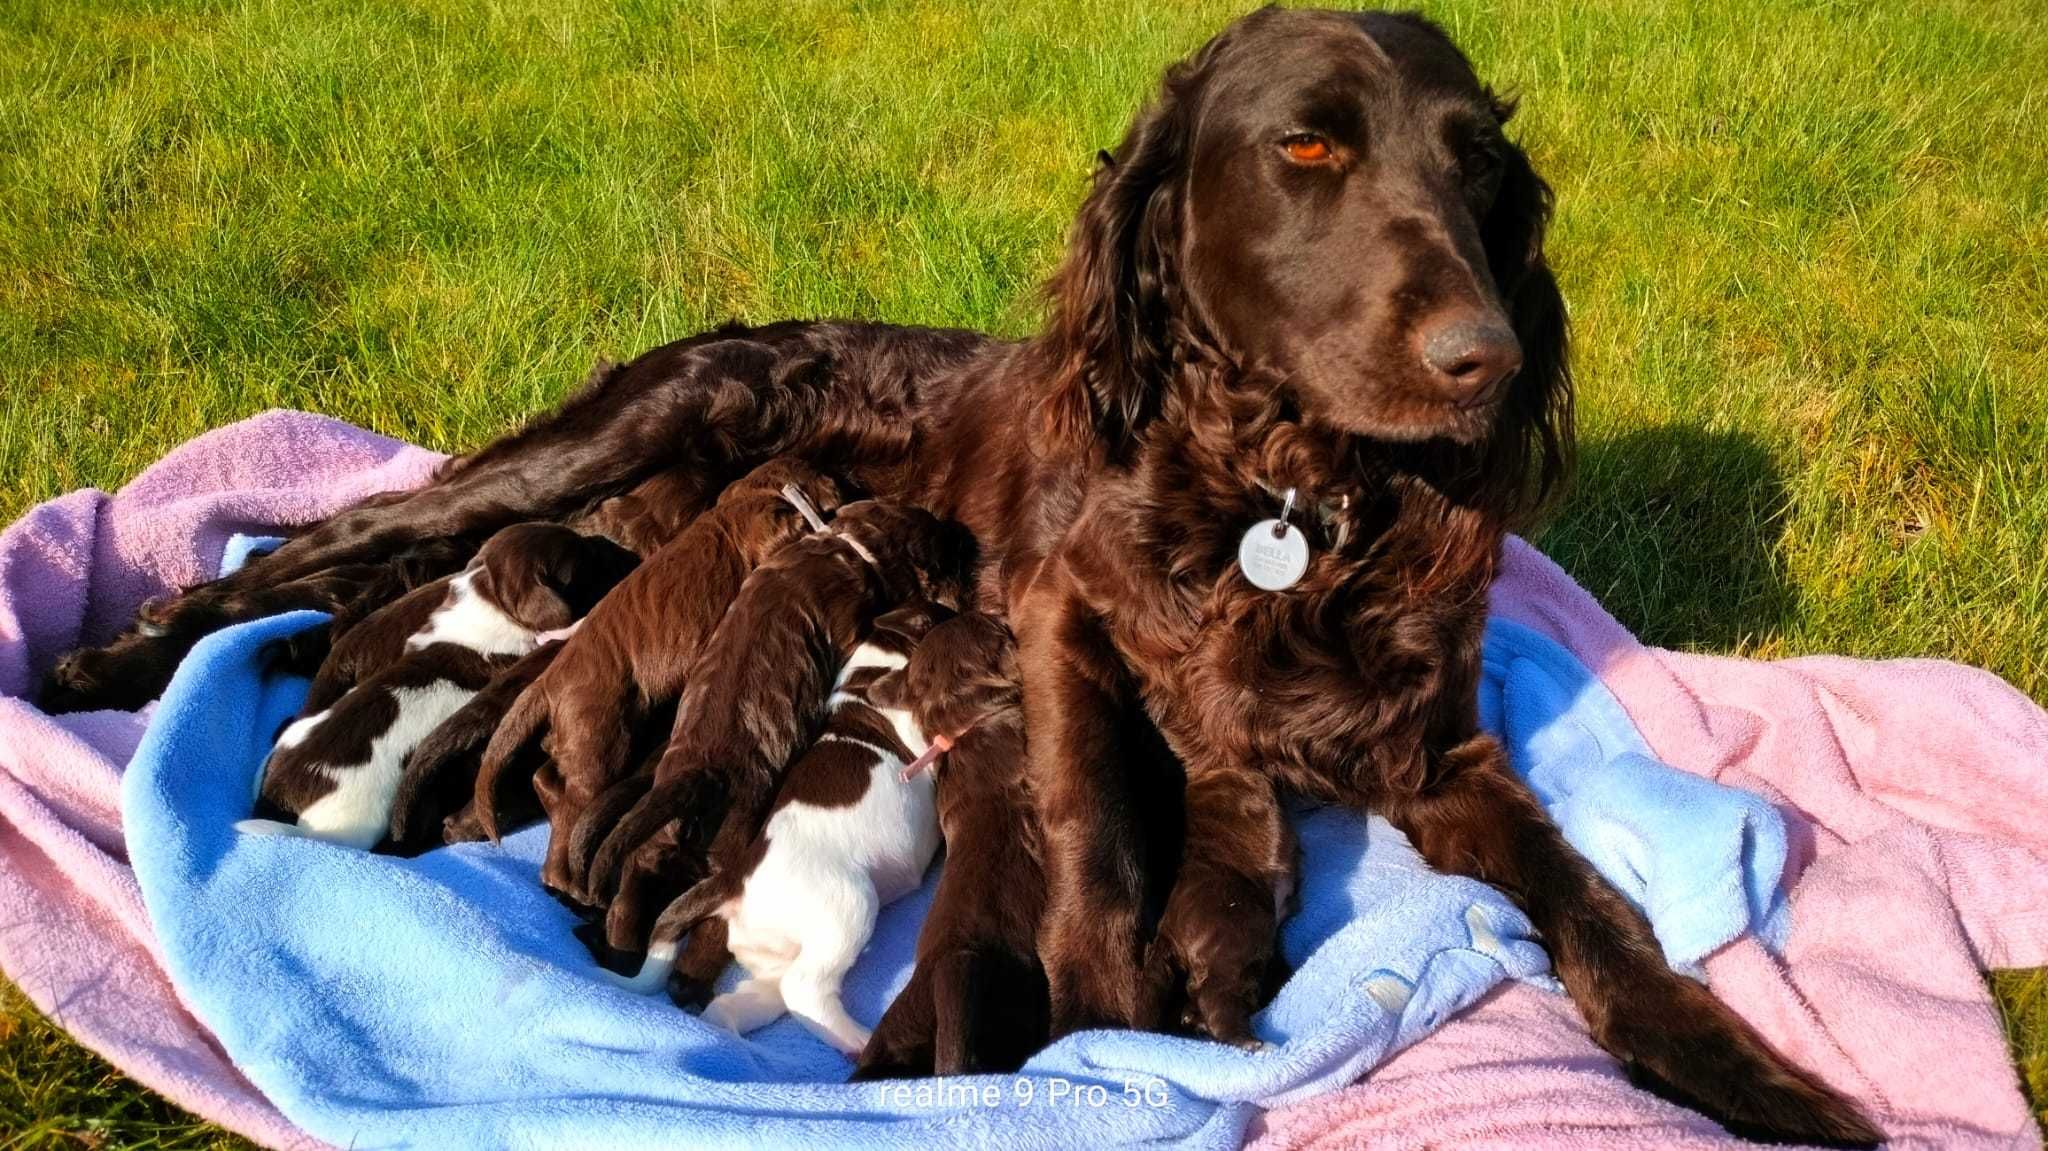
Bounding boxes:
[1038,44,1210,454]
[867,667,912,713]
[502,575,575,634]
[1474,128,1572,527]
[478,533,573,633]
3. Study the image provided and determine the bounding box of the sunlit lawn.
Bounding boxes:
[3,0,2043,1140]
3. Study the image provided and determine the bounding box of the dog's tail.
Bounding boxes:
[604,871,740,995]
[472,681,552,843]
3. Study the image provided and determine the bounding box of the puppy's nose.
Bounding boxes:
[1419,314,1522,403]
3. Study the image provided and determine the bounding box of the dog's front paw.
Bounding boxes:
[40,642,167,713]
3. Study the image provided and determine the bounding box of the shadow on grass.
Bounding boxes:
[1535,424,1797,654]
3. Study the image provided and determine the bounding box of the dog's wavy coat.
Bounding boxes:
[52,9,1877,1144]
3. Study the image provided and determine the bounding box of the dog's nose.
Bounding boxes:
[1419,315,1522,403]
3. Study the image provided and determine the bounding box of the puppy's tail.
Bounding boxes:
[473,681,551,844]
[604,871,738,995]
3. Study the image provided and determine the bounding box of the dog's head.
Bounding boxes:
[1042,7,1570,523]
[875,611,1020,744]
[830,501,977,613]
[724,456,849,519]
[469,523,640,633]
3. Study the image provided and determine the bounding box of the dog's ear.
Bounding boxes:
[493,554,575,634]
[1473,127,1573,528]
[1038,52,1206,454]
[868,667,911,713]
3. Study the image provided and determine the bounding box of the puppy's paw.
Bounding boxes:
[260,625,331,680]
[441,805,490,844]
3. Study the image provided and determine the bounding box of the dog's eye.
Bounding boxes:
[1459,145,1502,187]
[1281,132,1333,164]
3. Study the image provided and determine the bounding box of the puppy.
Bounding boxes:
[471,458,847,894]
[380,463,717,851]
[610,603,947,1056]
[294,575,459,715]
[572,463,709,558]
[383,637,563,855]
[853,612,1049,1079]
[238,524,636,849]
[576,500,973,953]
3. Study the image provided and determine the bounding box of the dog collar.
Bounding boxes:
[899,732,954,782]
[834,530,879,569]
[779,483,831,533]
[1251,478,1352,551]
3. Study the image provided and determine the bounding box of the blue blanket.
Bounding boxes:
[124,597,1788,1149]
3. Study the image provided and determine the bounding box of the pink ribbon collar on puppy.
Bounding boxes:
[900,732,956,783]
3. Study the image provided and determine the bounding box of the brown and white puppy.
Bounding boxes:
[295,576,457,716]
[576,500,974,953]
[853,611,1048,1079]
[239,524,636,849]
[471,458,848,893]
[383,637,563,855]
[610,604,946,1057]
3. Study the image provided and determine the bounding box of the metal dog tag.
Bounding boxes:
[1238,519,1310,591]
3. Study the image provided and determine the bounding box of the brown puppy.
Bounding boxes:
[383,461,716,851]
[854,611,1047,1079]
[577,500,972,953]
[242,524,636,849]
[471,458,848,893]
[574,463,710,558]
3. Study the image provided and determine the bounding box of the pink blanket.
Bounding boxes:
[2,411,2043,1148]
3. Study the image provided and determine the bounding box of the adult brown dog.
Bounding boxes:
[46,10,1876,1143]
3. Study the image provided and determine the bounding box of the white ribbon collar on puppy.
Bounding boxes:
[780,483,879,569]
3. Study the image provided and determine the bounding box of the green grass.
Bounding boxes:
[2,0,2044,1140]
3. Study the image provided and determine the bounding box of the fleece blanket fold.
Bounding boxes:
[2,411,2046,1150]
